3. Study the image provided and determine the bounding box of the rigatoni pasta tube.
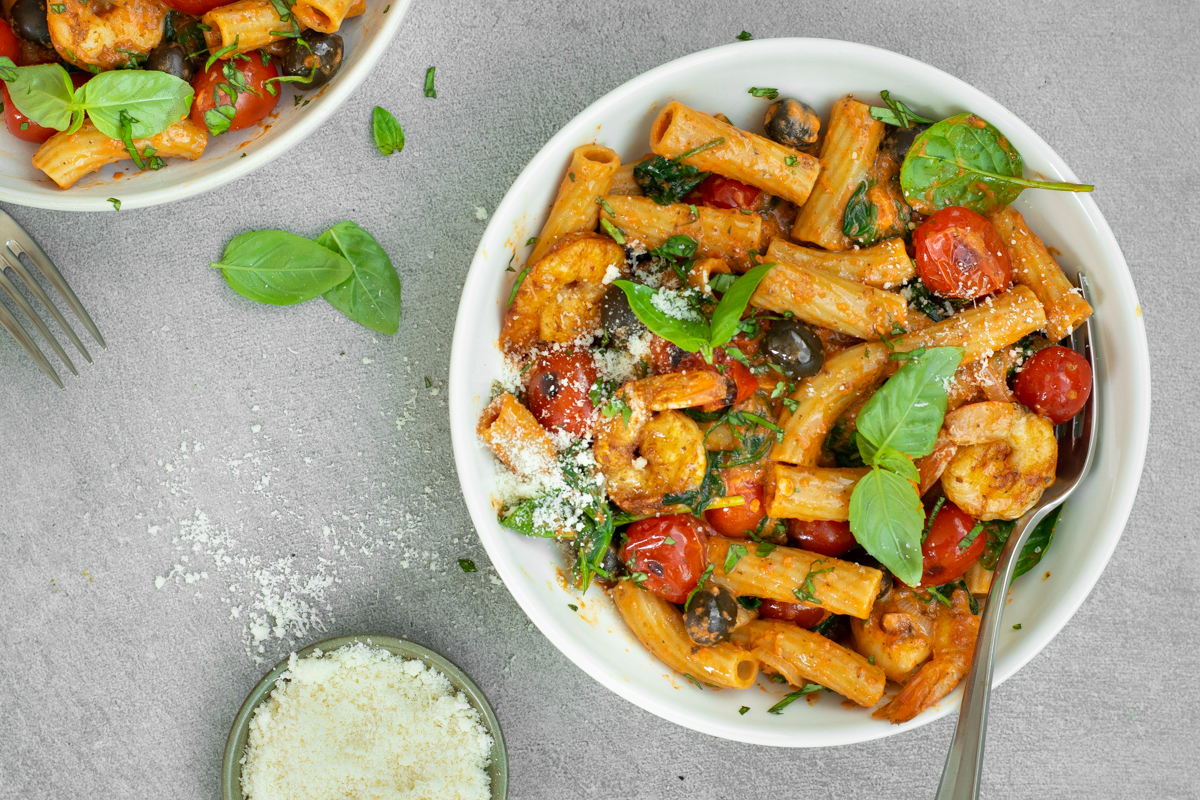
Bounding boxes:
[988,205,1093,341]
[609,155,650,196]
[600,195,762,271]
[766,237,914,289]
[764,465,867,521]
[33,120,207,189]
[771,285,1048,465]
[750,260,907,339]
[791,97,885,250]
[528,145,621,265]
[476,393,557,479]
[706,535,882,619]
[292,0,353,32]
[731,620,885,707]
[649,102,820,207]
[203,0,298,56]
[609,581,759,689]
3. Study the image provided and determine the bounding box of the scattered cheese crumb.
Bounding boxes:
[474,206,488,220]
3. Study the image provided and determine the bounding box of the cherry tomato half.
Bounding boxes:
[162,0,236,14]
[785,519,856,558]
[2,72,89,144]
[678,349,758,410]
[913,206,1013,299]
[619,514,711,604]
[191,52,280,134]
[686,174,761,211]
[704,468,766,537]
[0,19,19,63]
[525,350,598,437]
[917,501,984,587]
[1013,345,1092,425]
[648,334,685,375]
[758,599,826,628]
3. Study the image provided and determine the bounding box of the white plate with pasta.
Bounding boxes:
[448,38,1150,747]
[0,0,411,211]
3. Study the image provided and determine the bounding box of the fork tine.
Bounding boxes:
[1,251,91,363]
[0,267,77,375]
[5,238,106,349]
[0,296,63,388]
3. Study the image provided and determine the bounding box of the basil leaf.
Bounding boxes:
[869,90,934,129]
[856,346,964,461]
[0,58,78,132]
[872,445,919,484]
[80,70,193,140]
[612,280,710,352]
[211,230,352,305]
[900,113,1093,214]
[848,466,926,587]
[316,221,402,334]
[708,261,775,347]
[842,181,877,241]
[372,106,404,155]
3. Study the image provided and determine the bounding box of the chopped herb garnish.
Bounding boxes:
[922,496,946,543]
[599,218,625,245]
[724,543,748,573]
[755,542,776,557]
[793,560,833,605]
[1013,623,1022,630]
[49,3,64,11]
[458,558,477,573]
[107,198,121,211]
[737,596,761,610]
[525,236,537,246]
[684,563,715,608]
[958,521,984,550]
[739,705,750,715]
[784,155,797,166]
[684,673,704,690]
[664,536,676,545]
[748,87,779,99]
[424,376,432,388]
[736,31,753,40]
[424,66,437,98]
[767,684,824,714]
[568,603,578,611]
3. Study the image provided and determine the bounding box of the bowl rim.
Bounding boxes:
[220,632,508,800]
[448,36,1151,747]
[0,0,414,212]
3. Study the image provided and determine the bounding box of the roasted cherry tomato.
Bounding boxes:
[686,174,761,210]
[525,350,598,437]
[678,349,758,410]
[0,19,19,63]
[1013,345,1092,425]
[758,599,826,628]
[162,0,235,15]
[785,519,856,558]
[190,52,280,134]
[619,514,711,604]
[2,72,88,144]
[648,334,684,374]
[704,468,766,537]
[917,501,985,587]
[913,206,1013,299]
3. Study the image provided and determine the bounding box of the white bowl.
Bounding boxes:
[448,38,1151,747]
[0,0,412,212]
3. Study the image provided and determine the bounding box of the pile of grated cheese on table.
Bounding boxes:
[241,643,493,800]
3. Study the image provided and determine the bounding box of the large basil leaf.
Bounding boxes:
[316,221,402,334]
[612,280,710,352]
[856,346,964,461]
[0,58,79,132]
[848,465,925,586]
[80,70,193,140]
[212,230,352,305]
[708,261,775,347]
[900,113,1092,214]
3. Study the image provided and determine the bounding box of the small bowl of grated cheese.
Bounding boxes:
[222,635,507,800]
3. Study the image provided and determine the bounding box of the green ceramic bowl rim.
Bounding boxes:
[221,633,509,800]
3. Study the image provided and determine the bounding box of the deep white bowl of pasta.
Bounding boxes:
[0,0,412,212]
[448,38,1150,747]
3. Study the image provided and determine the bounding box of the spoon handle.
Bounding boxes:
[934,503,1050,800]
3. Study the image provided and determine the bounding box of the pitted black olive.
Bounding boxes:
[763,319,825,379]
[880,123,928,162]
[281,30,344,91]
[600,282,644,342]
[764,97,820,150]
[684,582,739,645]
[145,42,194,82]
[596,545,625,584]
[10,0,51,46]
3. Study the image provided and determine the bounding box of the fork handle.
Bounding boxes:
[934,503,1054,800]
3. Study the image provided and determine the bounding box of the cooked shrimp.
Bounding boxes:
[49,0,169,70]
[593,371,728,515]
[940,401,1056,520]
[850,584,934,685]
[500,232,625,354]
[873,587,980,724]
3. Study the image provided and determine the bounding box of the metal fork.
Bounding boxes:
[0,208,104,388]
[935,274,1098,799]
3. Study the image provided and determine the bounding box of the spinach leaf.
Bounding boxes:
[211,230,352,305]
[372,106,405,155]
[316,221,402,334]
[900,113,1093,214]
[980,506,1062,579]
[708,261,775,347]
[848,466,926,587]
[498,498,560,538]
[80,70,193,139]
[856,346,964,461]
[842,181,877,241]
[0,58,80,132]
[663,451,725,515]
[902,277,968,322]
[612,280,710,353]
[869,90,934,129]
[632,156,709,205]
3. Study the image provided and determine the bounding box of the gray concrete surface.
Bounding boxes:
[1,1,1196,797]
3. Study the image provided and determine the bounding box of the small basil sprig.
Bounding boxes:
[612,261,775,360]
[317,221,403,334]
[900,113,1093,214]
[869,90,934,129]
[848,346,964,586]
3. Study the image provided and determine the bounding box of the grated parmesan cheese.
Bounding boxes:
[242,643,493,800]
